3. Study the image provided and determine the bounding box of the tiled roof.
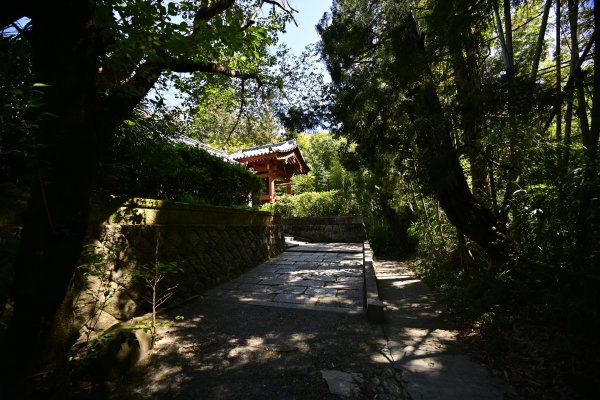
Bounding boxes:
[171,135,238,164]
[230,140,299,160]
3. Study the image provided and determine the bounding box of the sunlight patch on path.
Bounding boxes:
[211,243,365,313]
[375,258,515,400]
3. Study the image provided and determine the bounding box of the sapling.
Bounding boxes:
[132,232,181,345]
[74,244,122,344]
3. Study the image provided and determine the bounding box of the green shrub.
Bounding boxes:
[260,190,360,217]
[98,137,261,207]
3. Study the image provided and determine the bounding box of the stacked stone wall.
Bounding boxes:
[283,216,366,243]
[90,223,284,316]
[1,198,285,334]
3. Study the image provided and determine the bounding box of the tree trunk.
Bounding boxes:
[452,49,489,201]
[586,0,600,162]
[493,3,511,68]
[448,1,488,202]
[532,0,553,81]
[575,0,600,268]
[503,0,514,70]
[378,193,410,252]
[1,4,102,395]
[398,13,511,265]
[1,0,261,396]
[494,0,521,223]
[563,0,581,166]
[556,0,563,141]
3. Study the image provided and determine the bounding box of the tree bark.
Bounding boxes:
[556,0,563,141]
[2,2,103,395]
[574,0,600,269]
[493,0,520,224]
[587,0,600,161]
[493,2,511,68]
[452,40,488,201]
[398,13,511,265]
[2,3,280,394]
[503,0,515,70]
[563,0,580,166]
[532,0,553,81]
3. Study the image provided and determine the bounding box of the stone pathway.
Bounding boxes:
[375,258,514,400]
[213,242,364,313]
[74,244,515,400]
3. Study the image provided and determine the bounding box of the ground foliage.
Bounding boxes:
[318,0,600,398]
[261,190,355,217]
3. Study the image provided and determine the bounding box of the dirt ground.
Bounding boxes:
[69,293,401,400]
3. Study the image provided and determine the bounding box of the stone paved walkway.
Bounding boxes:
[213,242,365,313]
[375,259,513,400]
[74,243,514,400]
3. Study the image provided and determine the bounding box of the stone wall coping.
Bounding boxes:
[282,215,364,225]
[90,197,279,226]
[0,194,279,227]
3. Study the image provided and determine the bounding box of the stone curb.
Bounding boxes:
[363,241,384,322]
[245,300,363,314]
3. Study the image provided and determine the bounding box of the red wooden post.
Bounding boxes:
[268,174,276,202]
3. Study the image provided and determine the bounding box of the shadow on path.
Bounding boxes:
[70,248,514,400]
[86,298,390,399]
[376,258,514,400]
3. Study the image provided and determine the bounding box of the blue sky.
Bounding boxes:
[279,0,333,56]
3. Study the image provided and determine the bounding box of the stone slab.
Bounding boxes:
[305,287,338,296]
[336,289,362,299]
[287,279,326,287]
[245,299,363,314]
[285,243,363,253]
[273,293,317,305]
[321,369,363,397]
[281,285,307,294]
[211,242,367,315]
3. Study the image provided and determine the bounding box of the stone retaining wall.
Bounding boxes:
[2,197,285,335]
[283,216,366,243]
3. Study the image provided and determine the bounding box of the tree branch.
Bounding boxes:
[588,0,600,161]
[240,5,261,31]
[493,1,511,69]
[170,60,260,80]
[194,0,235,33]
[226,78,246,143]
[263,0,298,26]
[503,0,514,69]
[238,0,300,32]
[103,0,292,132]
[104,60,164,135]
